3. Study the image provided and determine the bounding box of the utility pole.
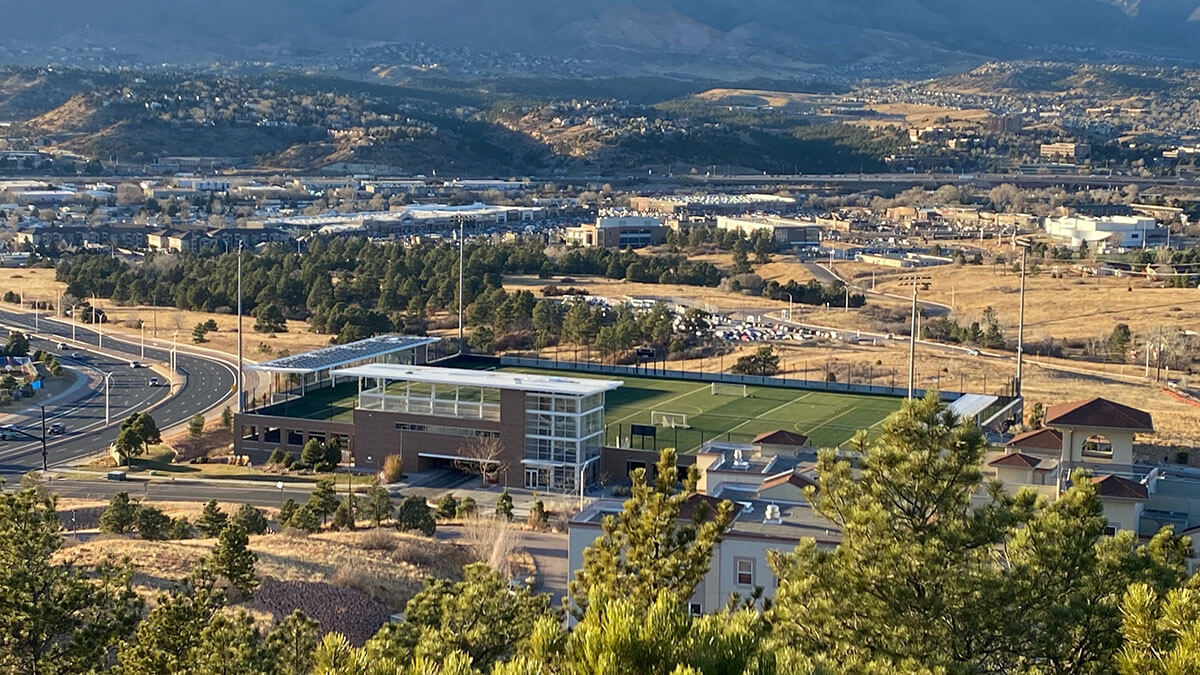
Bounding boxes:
[237,241,244,413]
[908,281,918,399]
[1015,245,1027,396]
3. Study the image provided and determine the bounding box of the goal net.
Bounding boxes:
[711,382,749,398]
[650,411,690,428]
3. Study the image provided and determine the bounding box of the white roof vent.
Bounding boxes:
[763,504,782,524]
[731,448,750,470]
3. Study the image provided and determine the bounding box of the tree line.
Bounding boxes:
[2,393,1197,673]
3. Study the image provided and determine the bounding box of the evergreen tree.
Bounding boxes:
[1109,323,1133,363]
[362,484,394,526]
[455,497,477,519]
[567,448,733,619]
[768,392,1189,672]
[195,500,228,538]
[300,439,325,469]
[134,505,171,540]
[0,489,141,673]
[396,496,436,536]
[1117,583,1200,674]
[435,494,459,520]
[527,500,548,531]
[495,489,514,522]
[118,565,223,674]
[207,523,258,599]
[187,413,206,439]
[99,491,138,534]
[231,503,269,535]
[220,406,234,431]
[190,610,269,675]
[286,505,321,534]
[168,516,193,540]
[332,501,356,531]
[306,479,339,525]
[321,437,343,471]
[277,498,299,525]
[263,610,321,675]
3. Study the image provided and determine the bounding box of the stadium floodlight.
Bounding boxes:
[650,411,689,428]
[711,382,749,398]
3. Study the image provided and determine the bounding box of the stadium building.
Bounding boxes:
[235,335,621,490]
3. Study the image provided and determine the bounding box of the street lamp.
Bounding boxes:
[69,304,77,342]
[88,292,103,350]
[139,321,145,360]
[170,330,179,387]
[103,372,114,425]
[784,292,794,321]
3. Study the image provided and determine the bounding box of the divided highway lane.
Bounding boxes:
[0,308,237,474]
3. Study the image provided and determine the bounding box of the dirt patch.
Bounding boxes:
[250,579,392,646]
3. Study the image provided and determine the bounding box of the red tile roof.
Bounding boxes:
[1007,427,1063,451]
[1090,474,1148,500]
[759,470,819,492]
[752,429,810,447]
[1044,398,1153,432]
[988,452,1042,468]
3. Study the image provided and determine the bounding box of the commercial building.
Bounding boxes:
[1043,214,1165,249]
[1040,142,1091,162]
[235,335,621,491]
[628,194,796,216]
[715,215,821,249]
[565,215,667,248]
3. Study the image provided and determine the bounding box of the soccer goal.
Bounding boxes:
[711,382,749,398]
[650,411,690,428]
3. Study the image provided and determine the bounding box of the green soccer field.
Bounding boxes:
[262,362,906,452]
[483,364,903,452]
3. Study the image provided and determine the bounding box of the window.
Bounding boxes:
[689,603,703,616]
[736,559,754,586]
[1103,525,1118,536]
[1082,434,1113,458]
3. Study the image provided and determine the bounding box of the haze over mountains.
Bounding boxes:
[4,0,1200,77]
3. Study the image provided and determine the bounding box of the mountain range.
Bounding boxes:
[5,1,1200,78]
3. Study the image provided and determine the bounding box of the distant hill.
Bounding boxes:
[4,1,1200,77]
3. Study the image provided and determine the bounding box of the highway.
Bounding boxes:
[0,307,236,475]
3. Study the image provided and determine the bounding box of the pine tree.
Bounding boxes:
[277,498,299,526]
[0,489,142,673]
[286,505,321,534]
[362,484,394,526]
[220,406,234,431]
[263,610,321,675]
[168,517,193,540]
[306,478,339,525]
[195,500,228,538]
[300,439,325,469]
[231,503,269,535]
[396,496,436,536]
[118,565,223,674]
[435,494,459,520]
[567,448,732,619]
[99,492,139,534]
[134,505,171,540]
[495,489,514,522]
[187,413,205,439]
[207,523,258,600]
[332,501,356,531]
[189,610,269,675]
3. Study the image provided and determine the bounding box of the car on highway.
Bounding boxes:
[129,360,141,368]
[57,342,67,350]
[149,377,160,387]
[0,424,21,440]
[71,352,82,359]
[48,422,66,435]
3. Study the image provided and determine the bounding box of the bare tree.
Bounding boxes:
[454,436,507,485]
[461,515,523,578]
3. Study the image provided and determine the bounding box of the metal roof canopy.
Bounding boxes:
[948,393,999,419]
[332,363,623,397]
[249,335,441,374]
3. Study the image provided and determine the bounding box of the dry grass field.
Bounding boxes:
[53,498,476,644]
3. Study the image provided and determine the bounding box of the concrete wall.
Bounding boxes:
[1058,426,1134,466]
[597,446,696,485]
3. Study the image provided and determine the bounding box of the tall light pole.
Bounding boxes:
[69,304,77,342]
[139,321,145,360]
[104,372,114,425]
[908,280,919,399]
[88,292,103,350]
[457,216,465,355]
[784,292,793,321]
[237,241,244,413]
[1015,245,1028,396]
[171,330,179,387]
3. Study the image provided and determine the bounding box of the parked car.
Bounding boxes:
[149,377,160,387]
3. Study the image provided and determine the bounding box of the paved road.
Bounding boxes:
[0,308,237,474]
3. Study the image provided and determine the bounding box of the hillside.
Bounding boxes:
[3,1,1200,78]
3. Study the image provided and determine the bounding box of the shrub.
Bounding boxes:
[358,528,396,551]
[267,448,287,465]
[435,494,459,520]
[527,500,548,531]
[455,497,477,519]
[495,489,514,521]
[381,454,404,483]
